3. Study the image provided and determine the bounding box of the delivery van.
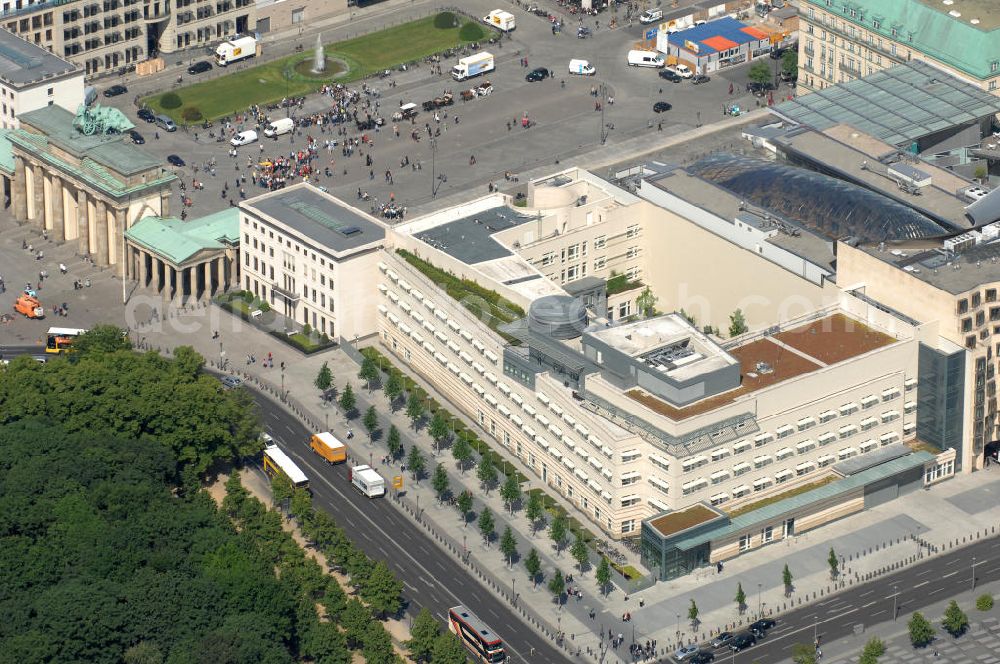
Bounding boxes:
[264,117,294,138]
[639,9,663,24]
[310,431,347,464]
[627,50,665,68]
[230,129,258,147]
[568,59,596,75]
[350,464,386,498]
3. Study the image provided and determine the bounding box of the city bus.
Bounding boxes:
[448,606,505,663]
[262,444,310,490]
[45,327,88,353]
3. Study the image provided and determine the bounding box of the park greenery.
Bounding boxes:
[908,611,935,648]
[144,13,489,123]
[941,600,969,637]
[977,594,994,611]
[859,636,886,664]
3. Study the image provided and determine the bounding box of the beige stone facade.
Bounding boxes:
[253,0,346,36]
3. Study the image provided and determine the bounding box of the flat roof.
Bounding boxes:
[243,183,385,254]
[773,313,897,365]
[859,236,1000,295]
[648,504,724,538]
[914,0,1000,31]
[0,28,79,87]
[413,206,536,265]
[772,61,1000,147]
[668,17,768,56]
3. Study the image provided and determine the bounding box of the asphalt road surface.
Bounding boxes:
[250,386,570,664]
[691,535,1000,663]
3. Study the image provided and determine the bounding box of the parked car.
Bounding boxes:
[711,632,734,648]
[729,633,757,652]
[691,74,711,84]
[128,129,144,144]
[220,376,243,389]
[690,651,716,664]
[749,625,767,640]
[673,644,699,660]
[577,26,591,38]
[748,81,774,96]
[658,69,682,82]
[770,47,788,59]
[137,108,155,123]
[167,154,185,167]
[653,101,672,113]
[103,84,128,97]
[525,67,549,82]
[671,63,694,78]
[750,618,776,633]
[187,60,213,74]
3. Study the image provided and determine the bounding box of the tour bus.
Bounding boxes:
[263,444,310,490]
[45,327,87,353]
[448,606,505,663]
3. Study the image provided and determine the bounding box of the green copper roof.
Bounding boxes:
[126,208,240,265]
[0,130,13,174]
[802,0,1000,79]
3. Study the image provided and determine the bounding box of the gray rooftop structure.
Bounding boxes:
[414,206,536,264]
[771,61,1000,148]
[243,183,386,254]
[0,28,79,88]
[860,234,1000,295]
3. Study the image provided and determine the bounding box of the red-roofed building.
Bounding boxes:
[659,16,773,74]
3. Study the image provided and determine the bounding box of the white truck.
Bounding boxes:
[452,52,495,81]
[483,9,516,32]
[215,35,258,66]
[350,464,385,498]
[264,117,294,138]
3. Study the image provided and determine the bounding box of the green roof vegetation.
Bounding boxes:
[648,504,721,537]
[606,273,643,296]
[725,476,838,518]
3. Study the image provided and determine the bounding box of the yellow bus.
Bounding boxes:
[45,327,87,353]
[263,444,310,490]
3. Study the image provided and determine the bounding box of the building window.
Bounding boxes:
[594,235,606,249]
[621,519,635,534]
[739,534,751,552]
[958,298,969,314]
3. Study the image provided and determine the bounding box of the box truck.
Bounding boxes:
[215,35,258,66]
[264,117,294,138]
[350,465,385,498]
[452,52,495,81]
[483,9,516,32]
[310,431,347,464]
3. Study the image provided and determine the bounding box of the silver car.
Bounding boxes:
[674,644,699,660]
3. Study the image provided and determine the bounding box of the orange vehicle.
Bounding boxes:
[310,431,347,464]
[14,293,43,319]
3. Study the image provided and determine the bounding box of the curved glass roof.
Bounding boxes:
[687,153,950,243]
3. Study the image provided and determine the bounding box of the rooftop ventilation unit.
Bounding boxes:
[888,162,931,192]
[944,232,978,254]
[960,185,990,204]
[755,361,774,374]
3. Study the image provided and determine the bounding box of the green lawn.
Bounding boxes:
[144,13,489,123]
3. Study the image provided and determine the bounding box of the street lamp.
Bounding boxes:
[675,613,680,639]
[512,577,516,606]
[892,585,899,621]
[973,556,982,591]
[757,583,762,617]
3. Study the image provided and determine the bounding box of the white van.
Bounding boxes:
[264,117,294,138]
[627,50,664,68]
[568,58,596,76]
[230,129,258,147]
[639,8,662,24]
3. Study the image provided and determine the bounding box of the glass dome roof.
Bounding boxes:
[687,153,950,243]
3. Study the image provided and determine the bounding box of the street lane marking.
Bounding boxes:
[859,590,875,598]
[862,601,876,608]
[913,581,929,589]
[942,571,958,579]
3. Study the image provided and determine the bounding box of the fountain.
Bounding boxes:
[311,33,325,74]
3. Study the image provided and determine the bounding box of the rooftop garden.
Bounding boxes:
[724,475,838,518]
[648,504,720,537]
[606,272,644,296]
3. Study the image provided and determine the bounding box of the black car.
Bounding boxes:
[128,129,144,144]
[770,47,787,59]
[729,633,757,652]
[690,651,716,664]
[103,84,128,97]
[187,60,212,74]
[710,632,734,648]
[691,74,711,84]
[577,26,591,38]
[658,69,682,82]
[137,108,155,123]
[748,81,774,97]
[653,101,672,113]
[749,626,767,640]
[532,7,549,16]
[525,67,549,82]
[166,154,185,167]
[750,618,776,632]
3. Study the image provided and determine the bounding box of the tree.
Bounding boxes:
[636,286,658,317]
[500,474,521,515]
[908,611,935,648]
[570,532,589,573]
[342,598,370,648]
[406,445,426,481]
[358,356,379,391]
[860,636,886,664]
[549,514,567,555]
[791,643,817,664]
[314,361,333,392]
[362,406,379,441]
[270,471,294,508]
[383,370,404,404]
[456,491,473,526]
[405,392,424,427]
[476,454,498,492]
[431,631,468,664]
[524,548,542,588]
[124,642,164,664]
[407,607,440,662]
[452,436,472,474]
[387,425,402,460]
[290,488,312,521]
[596,556,612,597]
[688,598,699,626]
[362,621,396,664]
[428,411,450,453]
[525,491,544,535]
[748,60,772,86]
[74,324,131,354]
[977,594,994,611]
[432,463,450,503]
[942,600,969,637]
[339,382,356,415]
[781,50,798,77]
[782,563,794,596]
[729,308,748,337]
[360,560,403,619]
[735,582,747,613]
[548,569,565,607]
[828,547,839,579]
[500,526,518,568]
[478,507,495,546]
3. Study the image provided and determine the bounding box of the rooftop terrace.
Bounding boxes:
[648,504,723,538]
[774,313,897,365]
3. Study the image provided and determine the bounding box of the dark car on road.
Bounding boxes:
[653,101,672,113]
[710,632,734,648]
[729,633,757,652]
[750,618,776,633]
[658,69,682,82]
[525,67,549,82]
[167,154,185,167]
[187,60,212,74]
[128,129,144,144]
[220,376,243,389]
[690,651,715,664]
[577,26,591,38]
[748,81,774,97]
[103,84,128,97]
[137,108,155,123]
[691,74,711,84]
[770,47,787,59]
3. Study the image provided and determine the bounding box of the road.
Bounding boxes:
[250,386,570,664]
[692,535,1000,663]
